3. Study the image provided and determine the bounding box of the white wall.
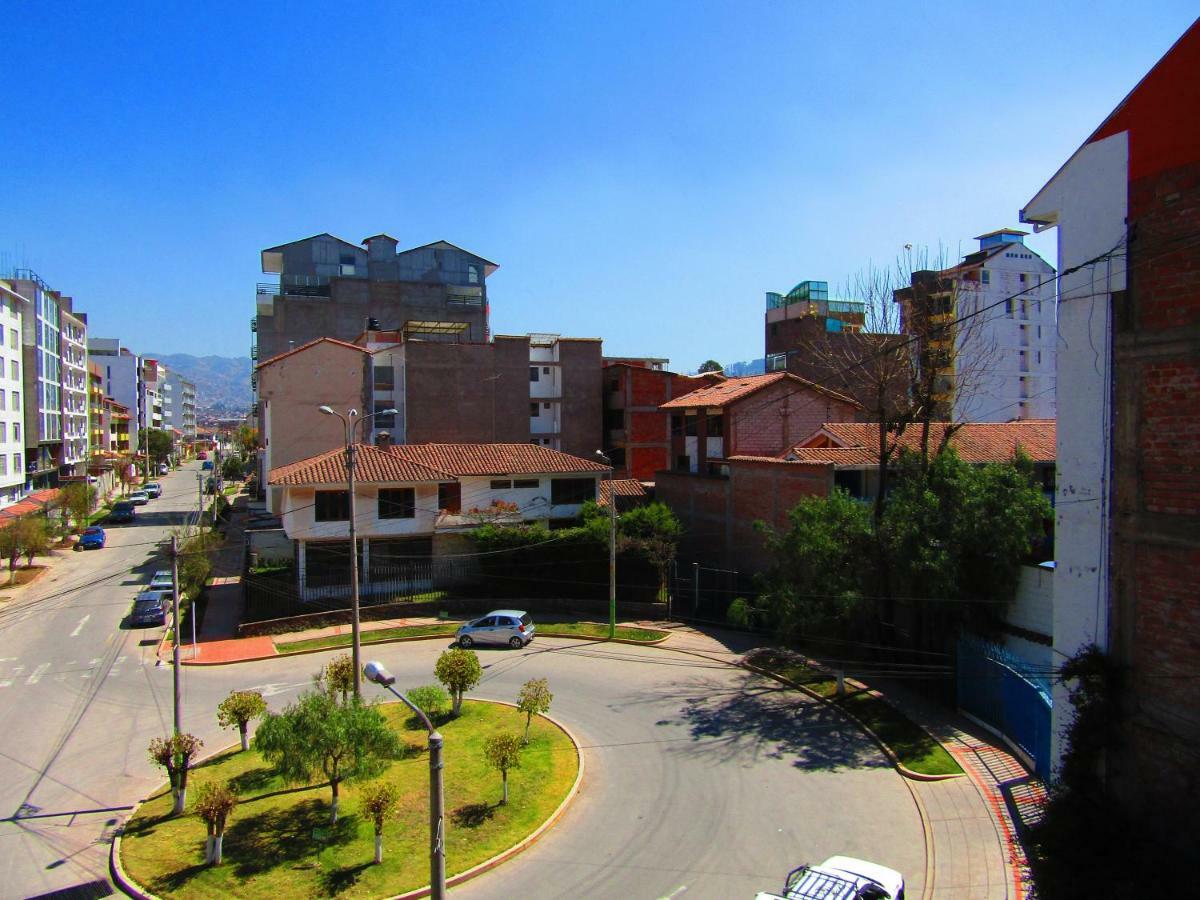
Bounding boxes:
[0,287,27,503]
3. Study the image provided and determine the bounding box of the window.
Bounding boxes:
[512,478,539,489]
[530,403,540,417]
[981,270,991,285]
[13,423,19,441]
[373,365,395,390]
[314,490,350,522]
[676,454,690,472]
[373,402,396,429]
[707,414,724,437]
[467,263,481,284]
[339,253,356,266]
[0,392,5,410]
[438,482,461,513]
[378,488,415,519]
[0,423,6,442]
[684,414,697,437]
[543,402,551,409]
[1019,273,1027,283]
[0,455,6,475]
[13,390,19,409]
[529,367,539,382]
[13,453,20,472]
[551,477,595,505]
[671,414,684,436]
[490,479,512,490]
[543,367,550,375]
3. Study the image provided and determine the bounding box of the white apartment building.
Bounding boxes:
[88,338,142,451]
[0,281,29,506]
[60,308,89,474]
[163,371,197,439]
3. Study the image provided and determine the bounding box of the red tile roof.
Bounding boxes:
[787,420,1056,466]
[0,489,62,527]
[255,337,369,371]
[659,371,859,410]
[269,442,608,486]
[599,478,649,506]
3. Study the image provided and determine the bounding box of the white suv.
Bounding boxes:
[756,857,905,900]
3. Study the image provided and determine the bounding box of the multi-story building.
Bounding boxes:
[10,272,65,489]
[87,339,143,452]
[163,372,197,440]
[1020,19,1200,828]
[87,362,105,458]
[59,307,89,475]
[253,233,497,365]
[0,281,29,506]
[893,230,1057,422]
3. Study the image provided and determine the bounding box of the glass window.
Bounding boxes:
[551,477,595,505]
[684,414,698,437]
[373,365,395,390]
[0,423,5,442]
[530,403,539,417]
[707,414,724,437]
[9,329,16,348]
[378,488,415,519]
[10,391,16,410]
[314,490,350,522]
[373,402,396,429]
[0,455,6,475]
[438,482,461,513]
[982,270,991,285]
[529,367,539,382]
[512,478,538,489]
[490,479,512,490]
[13,453,20,472]
[467,263,481,285]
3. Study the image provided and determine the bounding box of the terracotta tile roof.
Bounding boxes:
[787,420,1056,466]
[269,442,608,486]
[255,337,369,371]
[659,371,859,410]
[599,478,649,506]
[0,489,62,527]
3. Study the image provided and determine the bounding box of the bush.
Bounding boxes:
[406,684,450,720]
[726,597,755,628]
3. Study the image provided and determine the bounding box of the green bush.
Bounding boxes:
[406,684,450,720]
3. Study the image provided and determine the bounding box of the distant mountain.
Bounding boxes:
[149,353,252,415]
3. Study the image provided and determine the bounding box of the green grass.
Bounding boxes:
[223,485,240,496]
[120,700,578,899]
[276,619,668,654]
[749,649,962,776]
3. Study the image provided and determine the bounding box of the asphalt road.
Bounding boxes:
[0,473,926,899]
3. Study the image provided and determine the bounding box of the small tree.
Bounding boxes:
[434,648,482,717]
[16,516,52,567]
[516,678,553,745]
[324,654,356,705]
[359,781,399,864]
[193,781,238,865]
[0,526,20,582]
[483,733,523,805]
[148,733,204,815]
[216,690,267,751]
[697,359,724,374]
[60,483,97,533]
[145,428,175,467]
[253,688,400,823]
[407,684,451,722]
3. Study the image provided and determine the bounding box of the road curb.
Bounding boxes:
[111,703,585,900]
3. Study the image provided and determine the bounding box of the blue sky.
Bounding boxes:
[1,2,1195,371]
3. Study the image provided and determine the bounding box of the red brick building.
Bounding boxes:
[1021,19,1200,821]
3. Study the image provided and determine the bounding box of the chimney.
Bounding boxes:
[375,431,393,449]
[364,234,399,261]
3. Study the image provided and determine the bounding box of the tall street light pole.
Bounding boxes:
[364,661,445,899]
[595,451,616,639]
[319,405,398,699]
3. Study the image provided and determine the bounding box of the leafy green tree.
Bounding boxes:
[323,654,356,705]
[434,648,482,717]
[144,428,175,465]
[757,490,873,643]
[216,690,267,751]
[221,455,245,481]
[17,516,52,567]
[359,781,400,864]
[253,689,400,823]
[0,526,21,582]
[407,684,451,721]
[697,359,724,374]
[483,733,523,804]
[234,424,260,455]
[193,781,238,865]
[148,733,204,815]
[61,483,97,533]
[516,678,553,745]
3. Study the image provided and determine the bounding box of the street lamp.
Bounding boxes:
[595,450,617,639]
[319,405,399,698]
[364,661,445,899]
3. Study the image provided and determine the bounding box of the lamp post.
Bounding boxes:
[318,405,398,699]
[364,661,445,899]
[595,450,617,639]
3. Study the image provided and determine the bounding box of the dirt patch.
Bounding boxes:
[3,565,50,588]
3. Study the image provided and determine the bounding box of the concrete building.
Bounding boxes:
[59,307,89,475]
[163,370,197,440]
[1020,19,1200,821]
[254,233,497,365]
[10,272,66,488]
[88,339,143,451]
[893,231,1057,422]
[0,281,29,506]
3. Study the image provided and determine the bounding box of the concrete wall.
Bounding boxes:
[558,339,602,459]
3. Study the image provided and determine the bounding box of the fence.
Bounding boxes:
[957,634,1052,778]
[669,561,756,623]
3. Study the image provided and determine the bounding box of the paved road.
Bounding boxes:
[0,484,927,898]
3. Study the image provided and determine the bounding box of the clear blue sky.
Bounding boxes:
[1,2,1195,371]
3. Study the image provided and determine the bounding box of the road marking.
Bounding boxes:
[109,655,127,678]
[1,665,26,687]
[659,887,689,899]
[81,658,102,679]
[246,681,309,698]
[69,614,91,637]
[26,663,51,685]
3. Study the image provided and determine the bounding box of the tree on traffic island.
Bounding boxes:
[193,780,238,865]
[359,781,400,864]
[216,690,267,751]
[483,733,523,805]
[434,648,482,717]
[17,516,52,568]
[148,732,204,816]
[0,525,20,582]
[516,678,553,745]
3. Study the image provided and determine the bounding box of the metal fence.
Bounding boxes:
[956,634,1052,778]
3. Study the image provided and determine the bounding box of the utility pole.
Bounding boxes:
[595,451,617,639]
[171,535,182,735]
[347,439,361,698]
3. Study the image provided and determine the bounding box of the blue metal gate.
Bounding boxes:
[957,635,1052,779]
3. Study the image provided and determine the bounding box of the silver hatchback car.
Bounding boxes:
[456,610,535,649]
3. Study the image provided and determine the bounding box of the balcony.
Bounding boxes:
[250,316,257,333]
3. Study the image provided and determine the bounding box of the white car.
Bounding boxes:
[128,491,150,506]
[756,857,905,900]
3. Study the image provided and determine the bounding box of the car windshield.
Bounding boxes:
[134,599,161,609]
[85,528,101,535]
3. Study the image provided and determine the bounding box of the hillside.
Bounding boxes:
[149,353,252,415]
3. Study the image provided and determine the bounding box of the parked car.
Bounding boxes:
[129,590,171,627]
[108,501,136,524]
[144,482,162,499]
[205,476,217,494]
[456,610,535,649]
[149,569,174,591]
[756,857,905,900]
[197,451,208,460]
[77,526,106,550]
[201,460,214,471]
[128,491,150,506]
[158,463,169,475]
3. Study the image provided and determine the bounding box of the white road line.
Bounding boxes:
[81,657,102,679]
[70,614,91,637]
[659,887,689,899]
[1,665,26,688]
[26,663,51,685]
[109,655,127,678]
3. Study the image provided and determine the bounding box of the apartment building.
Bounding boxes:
[163,371,197,439]
[88,338,142,451]
[60,307,89,475]
[0,281,29,506]
[253,233,497,365]
[10,272,65,488]
[893,231,1057,422]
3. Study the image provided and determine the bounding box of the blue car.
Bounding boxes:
[78,526,106,550]
[201,460,214,471]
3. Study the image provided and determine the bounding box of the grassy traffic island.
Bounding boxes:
[118,701,579,899]
[276,619,670,655]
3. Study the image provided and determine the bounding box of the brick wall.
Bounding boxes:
[727,379,859,457]
[558,339,603,459]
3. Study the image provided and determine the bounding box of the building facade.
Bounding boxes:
[88,339,143,453]
[0,281,29,506]
[12,273,64,488]
[59,307,89,475]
